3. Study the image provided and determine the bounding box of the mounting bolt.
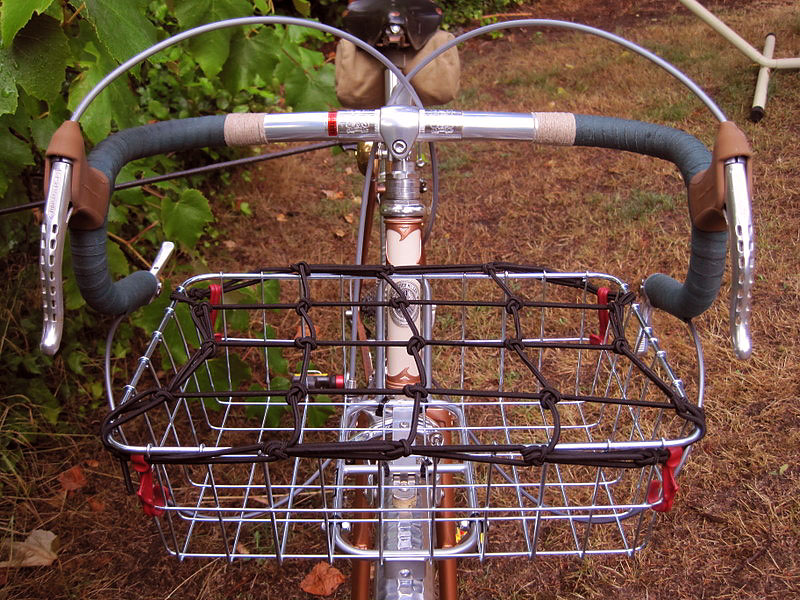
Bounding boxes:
[340,521,351,533]
[429,431,444,446]
[391,139,408,156]
[399,569,412,578]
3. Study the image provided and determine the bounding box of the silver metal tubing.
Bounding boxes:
[460,112,537,140]
[343,463,467,476]
[104,425,703,457]
[334,520,479,559]
[399,19,727,123]
[70,17,423,121]
[180,269,627,288]
[104,314,127,411]
[262,112,331,141]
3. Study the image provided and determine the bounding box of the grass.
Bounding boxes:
[3,1,800,598]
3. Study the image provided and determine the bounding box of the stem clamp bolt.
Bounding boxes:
[391,139,408,155]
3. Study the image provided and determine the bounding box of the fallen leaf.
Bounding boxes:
[235,542,250,555]
[87,495,106,513]
[276,213,288,222]
[0,530,59,568]
[85,459,100,468]
[343,213,355,224]
[351,196,361,205]
[321,189,343,200]
[58,465,87,492]
[300,562,346,596]
[223,240,237,250]
[333,229,346,238]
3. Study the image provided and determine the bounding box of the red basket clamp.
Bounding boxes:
[647,446,683,512]
[589,287,611,345]
[210,283,223,342]
[131,454,170,517]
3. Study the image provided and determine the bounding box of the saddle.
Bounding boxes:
[343,0,443,50]
[336,0,459,107]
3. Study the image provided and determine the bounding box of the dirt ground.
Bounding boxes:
[3,1,800,599]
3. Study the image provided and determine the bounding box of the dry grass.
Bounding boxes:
[3,1,800,598]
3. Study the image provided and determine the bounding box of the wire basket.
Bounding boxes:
[103,263,704,561]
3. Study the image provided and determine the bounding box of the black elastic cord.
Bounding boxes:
[103,263,703,469]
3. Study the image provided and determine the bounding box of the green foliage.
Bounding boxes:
[441,0,524,26]
[162,189,214,252]
[0,0,337,457]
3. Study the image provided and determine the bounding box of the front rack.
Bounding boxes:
[103,263,703,561]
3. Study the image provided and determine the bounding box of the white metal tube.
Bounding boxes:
[679,0,800,69]
[751,34,776,122]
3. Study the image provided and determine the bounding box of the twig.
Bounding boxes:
[64,2,86,26]
[128,220,160,245]
[480,12,534,20]
[107,231,151,270]
[141,184,166,199]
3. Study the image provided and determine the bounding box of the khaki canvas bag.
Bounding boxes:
[335,30,460,108]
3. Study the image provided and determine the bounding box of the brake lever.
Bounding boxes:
[40,159,73,356]
[724,157,754,360]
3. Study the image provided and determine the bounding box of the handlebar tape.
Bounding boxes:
[70,112,725,320]
[573,115,724,320]
[70,116,227,315]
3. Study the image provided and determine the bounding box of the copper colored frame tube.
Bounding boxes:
[426,408,458,600]
[350,414,374,600]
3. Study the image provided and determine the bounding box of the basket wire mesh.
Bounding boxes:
[103,264,703,561]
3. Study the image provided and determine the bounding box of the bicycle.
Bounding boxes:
[38,8,755,600]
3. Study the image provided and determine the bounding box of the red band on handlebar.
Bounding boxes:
[327,111,337,137]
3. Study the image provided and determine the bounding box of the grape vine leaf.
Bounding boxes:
[0,0,54,49]
[283,63,336,111]
[107,238,130,277]
[221,28,280,94]
[68,37,138,142]
[292,0,311,17]
[197,354,253,411]
[161,188,214,252]
[0,14,68,114]
[306,395,333,428]
[0,127,34,169]
[175,0,252,79]
[0,57,18,115]
[83,0,158,64]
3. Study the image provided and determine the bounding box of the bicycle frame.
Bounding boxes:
[38,12,756,600]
